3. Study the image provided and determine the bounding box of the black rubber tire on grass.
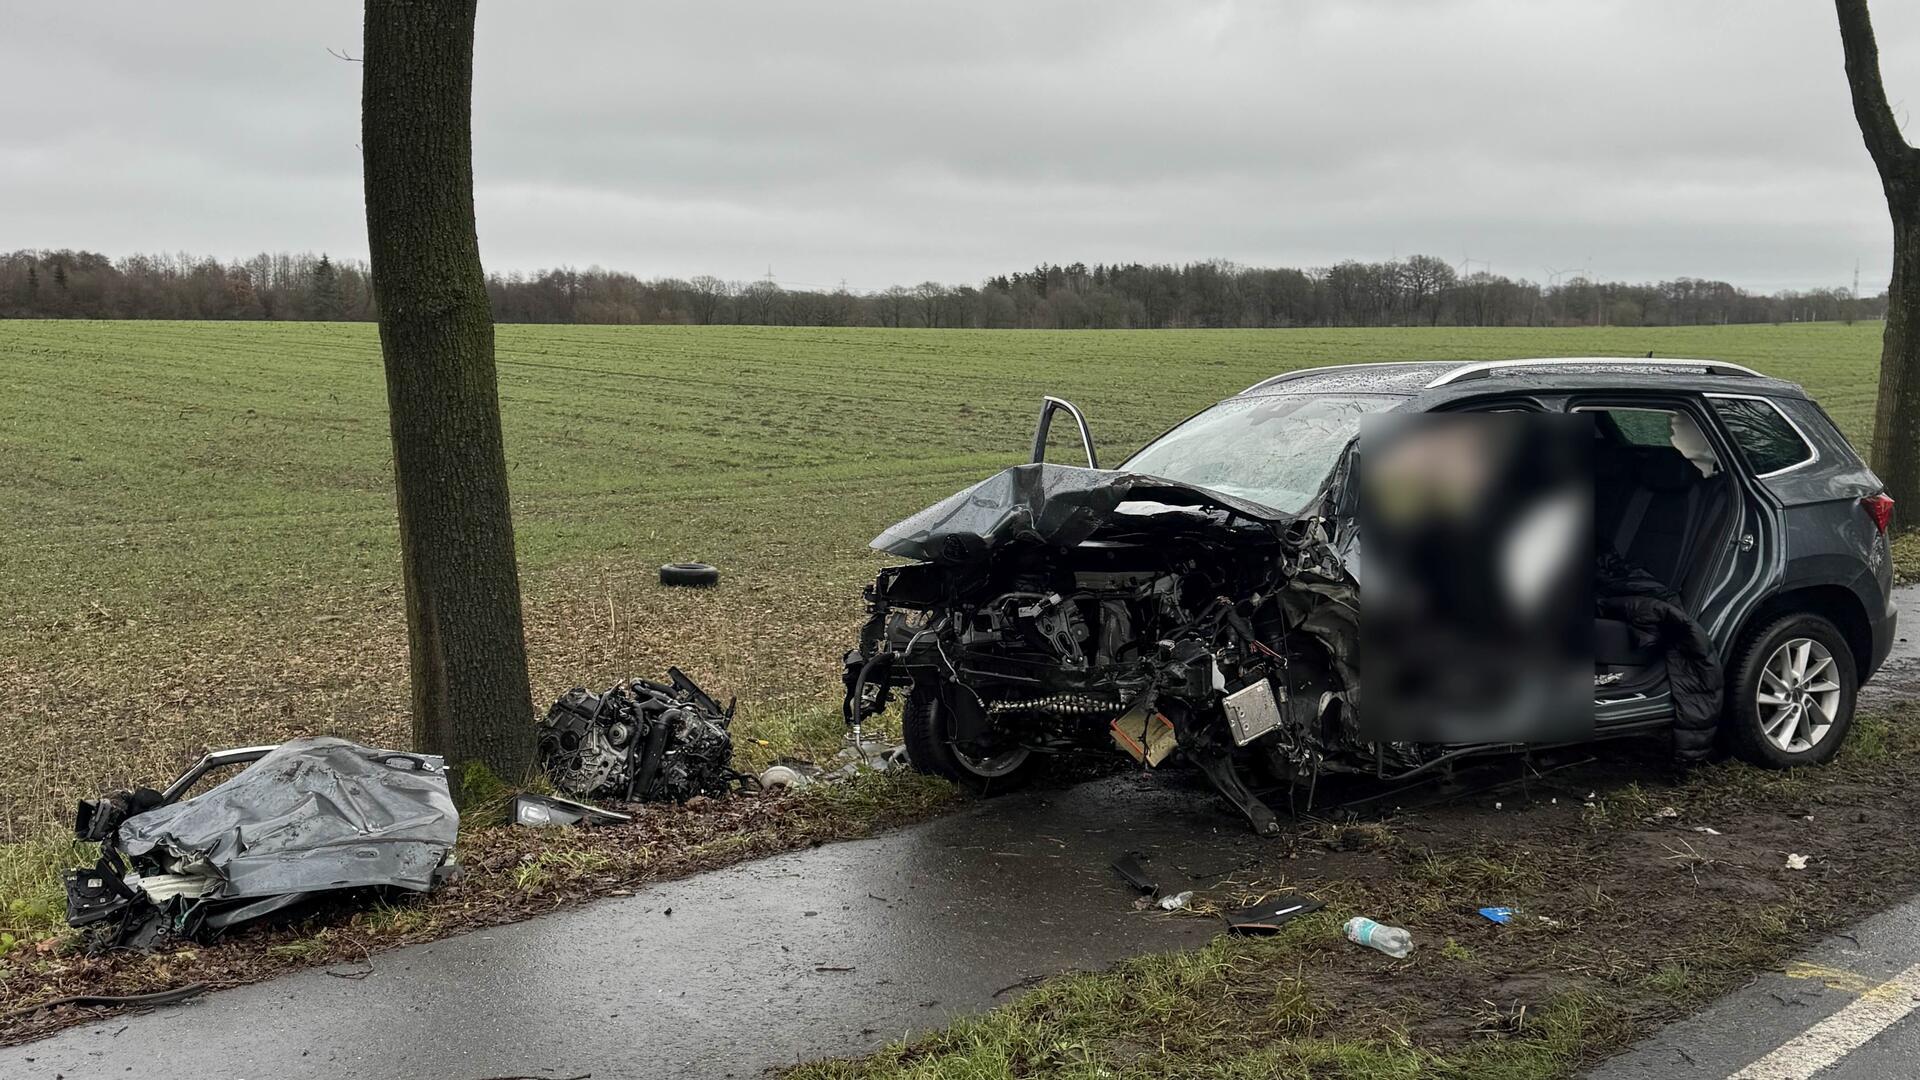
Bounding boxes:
[659,562,720,587]
[901,682,1037,795]
[1725,613,1857,768]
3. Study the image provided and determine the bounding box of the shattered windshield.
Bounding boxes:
[1120,393,1400,513]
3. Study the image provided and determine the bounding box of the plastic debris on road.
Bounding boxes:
[1344,916,1414,958]
[1224,893,1324,934]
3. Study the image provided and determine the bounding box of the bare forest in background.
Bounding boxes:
[0,248,1886,330]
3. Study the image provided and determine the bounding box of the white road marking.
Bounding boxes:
[1729,959,1920,1079]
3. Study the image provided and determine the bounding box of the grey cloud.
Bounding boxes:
[3,0,1916,292]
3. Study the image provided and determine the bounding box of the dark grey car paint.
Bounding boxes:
[1748,394,1898,678]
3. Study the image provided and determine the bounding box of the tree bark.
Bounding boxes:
[1838,0,1920,521]
[362,0,535,796]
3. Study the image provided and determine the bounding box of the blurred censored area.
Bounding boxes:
[1358,413,1593,744]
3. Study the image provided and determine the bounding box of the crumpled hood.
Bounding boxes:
[871,462,1291,562]
[118,736,458,899]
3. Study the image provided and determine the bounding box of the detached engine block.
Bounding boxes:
[537,669,736,803]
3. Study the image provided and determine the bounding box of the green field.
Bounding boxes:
[0,320,1889,833]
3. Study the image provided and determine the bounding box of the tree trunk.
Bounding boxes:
[1869,191,1920,514]
[362,0,535,797]
[1838,0,1920,520]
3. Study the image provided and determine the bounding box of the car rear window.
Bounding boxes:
[1707,396,1814,475]
[1602,408,1678,448]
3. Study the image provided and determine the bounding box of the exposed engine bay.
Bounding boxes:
[843,462,1366,835]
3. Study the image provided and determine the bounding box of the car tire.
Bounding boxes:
[900,681,1036,794]
[659,562,720,587]
[1726,613,1857,768]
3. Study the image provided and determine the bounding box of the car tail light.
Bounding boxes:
[1862,492,1895,534]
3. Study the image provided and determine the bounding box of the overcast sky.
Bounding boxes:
[4,1,1917,293]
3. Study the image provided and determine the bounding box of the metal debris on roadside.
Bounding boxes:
[65,738,460,950]
[757,738,909,792]
[509,792,633,828]
[823,738,910,780]
[537,668,739,802]
[1157,890,1194,912]
[757,764,811,790]
[1110,853,1158,895]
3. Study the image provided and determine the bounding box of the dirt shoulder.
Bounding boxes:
[789,705,1920,1080]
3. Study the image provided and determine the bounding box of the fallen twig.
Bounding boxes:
[1,982,209,1020]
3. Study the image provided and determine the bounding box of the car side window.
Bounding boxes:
[1708,397,1814,475]
[1604,409,1674,448]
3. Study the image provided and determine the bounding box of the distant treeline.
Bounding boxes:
[0,248,1884,329]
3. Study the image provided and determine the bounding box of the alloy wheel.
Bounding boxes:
[952,744,1031,777]
[1756,637,1841,754]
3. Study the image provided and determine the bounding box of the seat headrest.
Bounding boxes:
[1637,448,1699,492]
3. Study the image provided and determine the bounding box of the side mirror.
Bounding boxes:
[1030,396,1099,469]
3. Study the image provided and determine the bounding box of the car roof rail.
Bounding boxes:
[1424,357,1764,388]
[1240,361,1438,394]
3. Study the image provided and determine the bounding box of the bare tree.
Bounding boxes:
[1837,0,1920,519]
[686,275,730,324]
[914,282,944,327]
[362,0,535,798]
[741,277,783,324]
[1402,255,1456,326]
[877,285,911,328]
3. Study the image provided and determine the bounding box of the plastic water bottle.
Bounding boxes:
[1343,916,1413,958]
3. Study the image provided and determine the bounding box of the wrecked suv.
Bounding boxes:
[842,359,1898,833]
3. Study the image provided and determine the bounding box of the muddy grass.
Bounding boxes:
[789,707,1920,1080]
[0,769,959,1047]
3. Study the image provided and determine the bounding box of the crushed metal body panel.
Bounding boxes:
[869,462,1289,563]
[66,737,459,948]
